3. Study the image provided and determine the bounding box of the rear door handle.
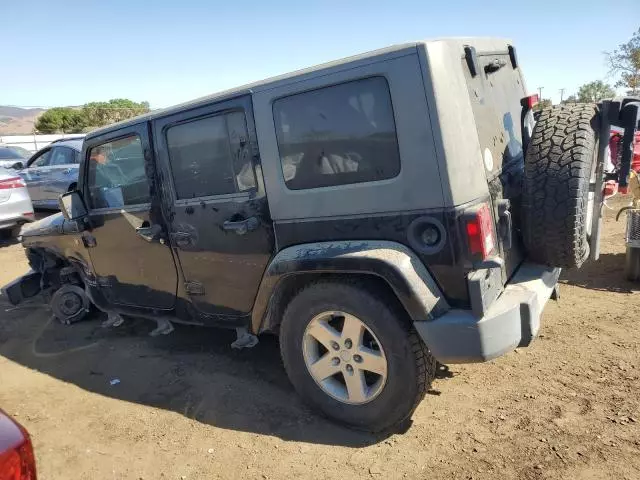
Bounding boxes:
[222,216,259,235]
[136,223,164,243]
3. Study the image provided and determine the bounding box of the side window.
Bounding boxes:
[49,147,76,166]
[166,111,256,199]
[273,76,401,190]
[87,136,151,209]
[30,149,51,168]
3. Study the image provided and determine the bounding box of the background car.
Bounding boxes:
[0,409,37,479]
[0,145,29,170]
[0,167,34,238]
[20,138,82,209]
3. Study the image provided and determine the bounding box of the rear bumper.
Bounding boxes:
[0,214,33,230]
[415,262,560,364]
[0,190,34,229]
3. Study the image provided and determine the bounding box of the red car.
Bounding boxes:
[0,410,36,480]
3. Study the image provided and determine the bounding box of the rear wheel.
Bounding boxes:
[522,104,599,268]
[625,247,640,281]
[279,280,436,432]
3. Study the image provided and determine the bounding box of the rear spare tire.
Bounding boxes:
[522,104,599,268]
[625,247,640,281]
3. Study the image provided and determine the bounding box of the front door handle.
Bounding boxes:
[222,216,259,235]
[135,223,163,243]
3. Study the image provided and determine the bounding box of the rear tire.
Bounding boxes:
[625,247,640,281]
[279,280,436,432]
[522,104,599,268]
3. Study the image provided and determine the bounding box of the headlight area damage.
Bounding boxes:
[3,218,92,325]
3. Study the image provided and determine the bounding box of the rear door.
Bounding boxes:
[153,95,274,319]
[462,49,527,281]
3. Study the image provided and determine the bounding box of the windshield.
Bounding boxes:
[0,147,25,160]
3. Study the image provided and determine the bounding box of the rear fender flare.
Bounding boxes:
[251,240,449,334]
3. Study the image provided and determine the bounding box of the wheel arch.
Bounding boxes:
[250,240,449,334]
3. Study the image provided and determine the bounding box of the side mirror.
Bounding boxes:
[12,162,24,170]
[59,191,88,220]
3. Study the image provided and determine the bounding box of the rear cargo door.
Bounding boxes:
[463,49,528,281]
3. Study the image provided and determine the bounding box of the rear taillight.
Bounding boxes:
[465,203,496,260]
[0,178,26,190]
[520,94,539,110]
[0,437,36,480]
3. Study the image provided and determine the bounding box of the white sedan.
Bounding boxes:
[0,168,34,238]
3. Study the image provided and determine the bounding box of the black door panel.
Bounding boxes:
[87,209,178,308]
[153,95,274,318]
[81,123,179,310]
[170,198,273,315]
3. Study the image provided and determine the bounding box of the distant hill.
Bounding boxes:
[0,106,46,135]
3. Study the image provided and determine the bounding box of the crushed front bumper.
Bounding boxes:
[415,263,560,364]
[2,271,42,305]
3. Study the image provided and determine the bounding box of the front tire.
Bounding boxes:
[279,280,436,432]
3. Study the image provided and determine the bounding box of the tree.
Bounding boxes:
[605,27,640,95]
[34,99,150,133]
[562,95,578,104]
[577,81,616,103]
[35,107,85,133]
[81,99,150,128]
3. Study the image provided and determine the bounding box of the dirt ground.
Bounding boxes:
[0,201,639,480]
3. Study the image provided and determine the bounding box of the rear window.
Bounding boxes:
[273,77,400,190]
[462,53,525,175]
[166,112,256,199]
[0,148,23,160]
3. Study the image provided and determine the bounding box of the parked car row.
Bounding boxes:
[0,138,83,238]
[18,138,83,209]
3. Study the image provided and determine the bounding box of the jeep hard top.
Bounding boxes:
[6,38,639,431]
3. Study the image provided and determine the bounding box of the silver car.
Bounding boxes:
[20,138,82,209]
[0,167,34,238]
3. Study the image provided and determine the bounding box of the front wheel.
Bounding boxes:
[279,280,436,432]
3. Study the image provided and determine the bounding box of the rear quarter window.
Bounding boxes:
[273,76,401,190]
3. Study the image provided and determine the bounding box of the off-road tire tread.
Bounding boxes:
[522,103,598,268]
[625,247,640,281]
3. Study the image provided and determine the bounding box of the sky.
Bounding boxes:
[2,0,638,109]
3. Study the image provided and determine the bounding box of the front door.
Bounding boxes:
[153,96,274,318]
[81,124,178,309]
[22,147,52,204]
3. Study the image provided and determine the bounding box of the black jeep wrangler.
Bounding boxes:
[5,38,638,432]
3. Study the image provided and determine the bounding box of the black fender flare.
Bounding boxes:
[251,240,449,333]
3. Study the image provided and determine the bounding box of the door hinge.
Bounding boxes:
[185,280,205,296]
